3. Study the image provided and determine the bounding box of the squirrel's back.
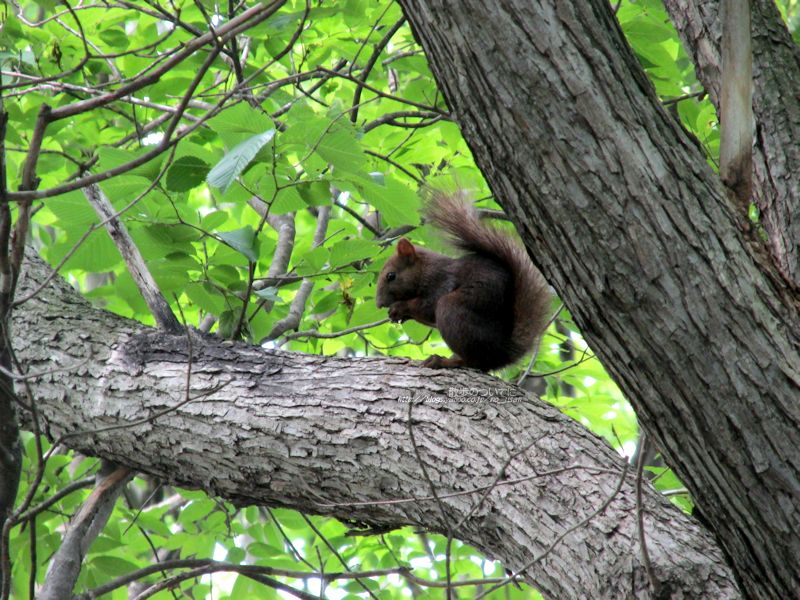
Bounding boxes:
[425,191,551,363]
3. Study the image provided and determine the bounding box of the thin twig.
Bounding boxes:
[351,16,407,124]
[301,514,379,600]
[279,318,390,344]
[636,432,659,594]
[517,302,563,385]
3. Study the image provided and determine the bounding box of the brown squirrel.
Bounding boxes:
[375,192,551,370]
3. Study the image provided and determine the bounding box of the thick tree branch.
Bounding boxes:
[13,252,738,599]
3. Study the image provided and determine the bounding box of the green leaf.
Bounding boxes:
[227,547,246,563]
[338,176,419,227]
[96,146,162,180]
[297,180,331,206]
[350,302,385,326]
[748,203,761,223]
[185,282,226,314]
[179,499,216,526]
[296,246,329,274]
[255,286,280,302]
[217,226,259,262]
[45,190,98,229]
[207,129,276,192]
[328,239,376,267]
[49,230,120,272]
[98,28,130,51]
[271,186,308,214]
[167,156,210,192]
[248,542,285,558]
[312,290,341,315]
[402,320,431,343]
[91,555,141,576]
[201,210,229,231]
[88,535,123,553]
[316,123,366,175]
[208,102,274,136]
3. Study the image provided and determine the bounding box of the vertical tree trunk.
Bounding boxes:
[663,0,800,284]
[397,1,800,597]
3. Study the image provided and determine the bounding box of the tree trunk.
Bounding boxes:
[14,254,737,598]
[396,1,800,598]
[662,0,800,285]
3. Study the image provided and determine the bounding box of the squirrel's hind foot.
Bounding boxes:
[422,355,465,369]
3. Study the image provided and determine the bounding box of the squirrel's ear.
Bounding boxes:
[397,238,416,258]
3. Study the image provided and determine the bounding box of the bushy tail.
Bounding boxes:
[425,191,552,360]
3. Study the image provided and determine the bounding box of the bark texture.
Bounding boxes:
[396,1,800,598]
[13,253,737,599]
[663,0,800,284]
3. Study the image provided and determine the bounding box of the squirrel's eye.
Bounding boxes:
[385,272,396,282]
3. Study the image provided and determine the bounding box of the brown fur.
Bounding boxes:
[376,192,551,370]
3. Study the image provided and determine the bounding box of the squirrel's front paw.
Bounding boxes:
[388,303,408,323]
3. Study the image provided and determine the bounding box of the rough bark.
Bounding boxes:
[13,253,737,599]
[396,1,799,598]
[662,0,800,284]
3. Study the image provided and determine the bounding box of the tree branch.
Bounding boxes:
[265,206,331,341]
[39,466,133,600]
[719,0,753,204]
[83,184,181,333]
[662,0,800,283]
[12,251,739,599]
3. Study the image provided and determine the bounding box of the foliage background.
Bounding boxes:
[3,0,796,597]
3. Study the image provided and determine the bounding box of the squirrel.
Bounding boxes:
[375,191,551,371]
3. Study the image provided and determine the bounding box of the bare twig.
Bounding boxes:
[334,197,382,236]
[10,476,95,526]
[78,557,407,600]
[264,206,331,341]
[517,303,563,385]
[319,68,446,114]
[362,110,446,133]
[39,466,134,600]
[365,149,424,184]
[300,514,379,600]
[280,318,390,344]
[636,432,659,594]
[83,184,181,332]
[351,16,407,124]
[662,90,706,106]
[7,1,288,203]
